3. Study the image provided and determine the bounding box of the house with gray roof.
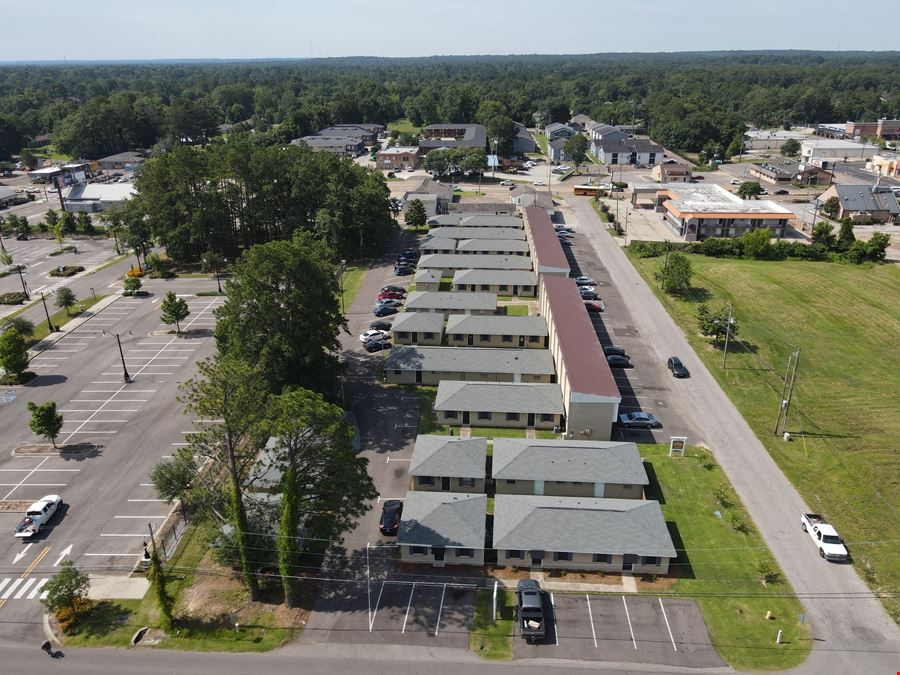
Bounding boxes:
[398,492,487,566]
[512,122,537,154]
[403,177,453,217]
[510,186,555,212]
[492,439,647,499]
[409,436,487,493]
[403,291,496,317]
[817,184,899,223]
[449,202,517,215]
[569,114,595,133]
[419,124,487,152]
[588,123,628,142]
[412,268,442,292]
[428,227,525,241]
[417,254,532,276]
[384,346,555,385]
[548,137,569,163]
[545,123,576,141]
[389,312,445,346]
[493,495,676,573]
[455,238,530,255]
[419,237,458,255]
[293,135,364,157]
[427,214,523,228]
[591,138,664,166]
[445,315,548,349]
[434,381,564,430]
[452,269,538,297]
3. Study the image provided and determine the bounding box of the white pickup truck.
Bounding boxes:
[801,513,850,562]
[14,495,62,538]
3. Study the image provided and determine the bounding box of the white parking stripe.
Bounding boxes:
[2,457,49,499]
[84,553,143,557]
[622,596,637,649]
[0,483,65,487]
[551,592,559,645]
[401,583,416,634]
[659,598,677,651]
[14,578,36,599]
[586,594,598,648]
[369,581,385,632]
[114,515,166,519]
[100,533,147,537]
[434,584,446,636]
[28,579,48,599]
[128,499,166,502]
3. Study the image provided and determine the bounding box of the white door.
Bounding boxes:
[534,480,544,496]
[593,482,605,498]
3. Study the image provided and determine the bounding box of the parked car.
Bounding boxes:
[373,305,399,317]
[693,175,705,180]
[378,291,405,301]
[359,330,389,343]
[577,286,596,294]
[374,298,403,309]
[579,290,598,300]
[556,232,574,240]
[395,266,414,276]
[554,225,574,233]
[583,300,605,313]
[774,189,789,195]
[16,233,29,241]
[499,180,515,186]
[558,238,572,247]
[395,258,417,268]
[516,579,546,644]
[379,499,404,535]
[364,338,392,353]
[574,276,595,286]
[603,345,626,357]
[730,178,742,185]
[369,320,393,331]
[606,354,632,367]
[618,412,659,428]
[14,495,62,538]
[380,285,406,295]
[667,356,689,378]
[533,180,546,186]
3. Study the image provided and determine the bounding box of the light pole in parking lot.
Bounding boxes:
[40,292,56,332]
[115,333,131,383]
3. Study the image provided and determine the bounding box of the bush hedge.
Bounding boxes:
[0,291,27,305]
[49,265,85,277]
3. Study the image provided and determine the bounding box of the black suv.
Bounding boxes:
[667,356,689,378]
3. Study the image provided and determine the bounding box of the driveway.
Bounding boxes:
[567,196,900,674]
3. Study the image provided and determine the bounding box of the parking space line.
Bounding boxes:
[0,483,65,487]
[622,596,637,649]
[434,584,446,636]
[659,598,677,651]
[369,581,385,632]
[401,582,416,634]
[84,553,143,557]
[2,457,49,499]
[128,499,166,502]
[0,469,79,472]
[550,593,559,645]
[586,594,598,648]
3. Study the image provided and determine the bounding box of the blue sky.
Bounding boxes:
[2,0,896,61]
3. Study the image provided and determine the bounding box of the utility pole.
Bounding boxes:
[721,303,734,368]
[663,240,671,271]
[775,348,801,436]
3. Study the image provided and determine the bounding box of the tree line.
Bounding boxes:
[2,52,899,160]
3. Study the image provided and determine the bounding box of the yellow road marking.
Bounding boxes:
[21,546,51,578]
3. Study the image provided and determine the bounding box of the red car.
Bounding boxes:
[584,300,605,313]
[378,291,405,301]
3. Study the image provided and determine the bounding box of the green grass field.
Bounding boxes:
[628,253,900,623]
[643,444,808,670]
[339,265,366,312]
[469,588,515,659]
[533,133,549,156]
[387,118,422,135]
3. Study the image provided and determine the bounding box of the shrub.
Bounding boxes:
[55,597,94,635]
[49,265,84,277]
[0,292,27,305]
[126,266,145,277]
[48,246,76,257]
[697,237,743,258]
[629,241,666,258]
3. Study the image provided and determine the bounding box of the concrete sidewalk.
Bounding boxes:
[496,572,638,594]
[87,575,149,601]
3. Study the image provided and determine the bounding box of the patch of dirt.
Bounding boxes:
[545,570,622,584]
[0,500,30,512]
[13,442,97,457]
[178,552,307,629]
[636,574,678,592]
[486,566,533,581]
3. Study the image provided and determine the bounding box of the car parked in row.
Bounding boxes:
[395,266,414,276]
[579,290,599,300]
[618,412,659,429]
[359,330,389,343]
[574,276,595,286]
[373,305,399,317]
[583,300,605,313]
[369,320,393,331]
[374,298,403,309]
[380,286,406,295]
[365,338,392,353]
[603,345,626,357]
[378,291,404,301]
[379,500,404,535]
[606,354,632,368]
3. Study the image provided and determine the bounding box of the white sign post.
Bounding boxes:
[492,580,499,621]
[669,436,687,457]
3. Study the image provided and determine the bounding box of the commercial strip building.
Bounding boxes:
[868,154,899,178]
[817,185,900,224]
[746,157,833,186]
[61,182,137,212]
[651,162,692,183]
[656,184,794,241]
[800,138,879,163]
[743,129,808,151]
[816,119,900,141]
[384,346,556,385]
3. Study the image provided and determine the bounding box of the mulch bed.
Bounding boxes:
[13,443,97,458]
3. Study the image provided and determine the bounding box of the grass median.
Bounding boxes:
[339,265,366,312]
[28,294,107,346]
[470,588,515,660]
[627,252,900,625]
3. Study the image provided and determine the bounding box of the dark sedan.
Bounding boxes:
[667,356,690,378]
[373,305,399,317]
[618,412,659,429]
[379,499,403,535]
[369,320,393,331]
[579,290,599,300]
[395,266,415,276]
[380,285,407,295]
[365,338,392,353]
[606,354,632,368]
[603,345,626,357]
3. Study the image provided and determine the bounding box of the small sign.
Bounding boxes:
[669,436,687,457]
[486,154,499,168]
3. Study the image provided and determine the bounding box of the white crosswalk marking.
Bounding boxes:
[0,579,9,595]
[1,578,23,599]
[30,579,49,600]
[0,577,51,601]
[14,578,35,599]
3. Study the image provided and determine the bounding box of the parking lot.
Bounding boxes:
[514,592,723,667]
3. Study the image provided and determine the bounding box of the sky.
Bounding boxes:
[1,0,897,61]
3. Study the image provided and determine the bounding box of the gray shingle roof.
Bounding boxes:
[397,492,486,548]
[491,439,648,485]
[420,124,487,149]
[549,138,568,151]
[434,381,564,414]
[419,237,458,251]
[390,312,445,334]
[831,185,900,215]
[409,435,487,479]
[429,227,525,241]
[592,138,664,154]
[456,239,530,253]
[494,495,675,557]
[427,214,524,228]
[545,123,575,135]
[385,346,555,375]
[452,269,538,288]
[444,314,547,337]
[418,254,533,271]
[405,291,497,311]
[413,268,442,285]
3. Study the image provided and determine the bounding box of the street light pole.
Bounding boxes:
[338,259,346,315]
[15,264,29,298]
[40,292,56,332]
[722,303,734,369]
[116,333,131,383]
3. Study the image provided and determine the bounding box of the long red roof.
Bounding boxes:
[524,207,569,273]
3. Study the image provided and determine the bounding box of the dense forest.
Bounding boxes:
[1,51,899,161]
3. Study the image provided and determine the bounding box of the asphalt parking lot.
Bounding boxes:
[513,592,723,667]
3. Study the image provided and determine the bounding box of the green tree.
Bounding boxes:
[742,228,772,259]
[697,303,740,343]
[200,249,226,294]
[55,287,77,315]
[27,401,63,448]
[654,252,693,294]
[737,181,765,199]
[836,220,856,251]
[2,316,35,339]
[147,542,174,630]
[60,211,77,234]
[40,560,89,613]
[0,327,29,380]
[214,232,345,396]
[76,212,95,235]
[122,275,142,296]
[265,389,377,608]
[822,196,841,219]
[563,134,589,171]
[19,147,38,169]
[404,198,427,229]
[811,221,836,248]
[159,291,190,333]
[44,209,60,231]
[150,446,198,508]
[781,139,801,157]
[180,356,271,601]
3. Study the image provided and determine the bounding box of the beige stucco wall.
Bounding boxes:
[415,281,442,292]
[438,410,560,429]
[400,545,485,567]
[494,479,535,495]
[564,400,617,441]
[445,334,546,349]
[454,283,536,297]
[496,551,670,574]
[385,371,551,386]
[391,331,443,346]
[601,483,644,499]
[411,476,485,492]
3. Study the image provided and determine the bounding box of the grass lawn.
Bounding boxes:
[27,294,107,346]
[469,588,515,660]
[533,133,549,156]
[339,265,366,312]
[64,523,296,652]
[503,304,530,316]
[590,199,612,223]
[642,443,808,670]
[387,118,421,135]
[627,252,900,624]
